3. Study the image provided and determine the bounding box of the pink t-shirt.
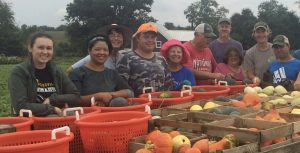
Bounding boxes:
[184,41,217,85]
[214,63,245,81]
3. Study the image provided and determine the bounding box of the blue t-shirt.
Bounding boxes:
[172,67,196,90]
[268,59,300,83]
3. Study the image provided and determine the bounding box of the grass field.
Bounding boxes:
[0,57,81,117]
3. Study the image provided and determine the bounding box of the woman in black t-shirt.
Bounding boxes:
[69,35,133,106]
[8,33,80,117]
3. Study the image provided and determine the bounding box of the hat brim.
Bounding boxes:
[97,24,133,47]
[132,30,157,38]
[254,26,267,31]
[272,42,285,47]
[204,33,217,38]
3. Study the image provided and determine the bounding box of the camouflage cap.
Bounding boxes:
[253,21,270,32]
[195,23,216,38]
[272,35,290,47]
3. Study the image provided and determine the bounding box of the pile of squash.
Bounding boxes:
[231,93,261,110]
[136,128,237,153]
[255,109,287,146]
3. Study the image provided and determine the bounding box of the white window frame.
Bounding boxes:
[156,41,162,48]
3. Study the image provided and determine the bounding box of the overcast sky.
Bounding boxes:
[4,0,300,27]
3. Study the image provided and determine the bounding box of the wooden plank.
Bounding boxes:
[218,142,259,153]
[260,139,295,153]
[204,124,259,142]
[155,119,204,132]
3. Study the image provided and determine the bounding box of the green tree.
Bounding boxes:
[65,0,156,55]
[230,8,257,50]
[258,0,300,49]
[0,0,23,56]
[184,0,229,29]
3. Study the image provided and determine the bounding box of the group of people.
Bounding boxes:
[8,18,300,117]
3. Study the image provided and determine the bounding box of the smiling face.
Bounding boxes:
[108,29,124,50]
[89,41,110,65]
[136,31,157,53]
[167,46,183,65]
[218,22,231,38]
[28,37,54,69]
[227,50,240,67]
[253,28,270,44]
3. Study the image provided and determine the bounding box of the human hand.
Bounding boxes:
[213,73,225,80]
[43,98,50,105]
[54,107,62,115]
[252,76,261,84]
[99,92,113,103]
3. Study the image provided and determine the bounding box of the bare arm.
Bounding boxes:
[191,69,225,80]
[294,73,300,91]
[80,89,132,106]
[245,70,261,84]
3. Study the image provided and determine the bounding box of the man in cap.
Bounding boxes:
[209,18,243,63]
[267,35,300,90]
[117,23,173,96]
[243,21,275,84]
[67,24,132,72]
[184,23,225,85]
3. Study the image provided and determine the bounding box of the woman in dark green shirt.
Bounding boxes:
[8,33,80,117]
[69,35,133,106]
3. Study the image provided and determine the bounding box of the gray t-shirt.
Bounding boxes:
[209,39,243,63]
[69,66,131,96]
[71,52,125,70]
[242,43,275,80]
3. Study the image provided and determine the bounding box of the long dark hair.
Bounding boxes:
[223,47,243,65]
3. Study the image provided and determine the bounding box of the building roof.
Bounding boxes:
[149,22,193,42]
[167,30,194,42]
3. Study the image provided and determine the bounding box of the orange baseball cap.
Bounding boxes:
[133,23,157,37]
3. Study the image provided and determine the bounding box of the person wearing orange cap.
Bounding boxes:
[160,39,196,90]
[67,24,132,72]
[117,23,173,96]
[184,23,225,85]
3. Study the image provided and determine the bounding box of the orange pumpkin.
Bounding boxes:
[252,103,261,110]
[262,140,273,147]
[179,144,191,153]
[243,93,261,106]
[231,101,246,107]
[192,139,209,153]
[185,147,201,153]
[169,131,181,138]
[146,127,162,143]
[136,148,152,153]
[273,137,286,144]
[263,109,281,121]
[152,133,173,153]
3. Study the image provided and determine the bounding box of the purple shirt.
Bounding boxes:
[209,39,243,63]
